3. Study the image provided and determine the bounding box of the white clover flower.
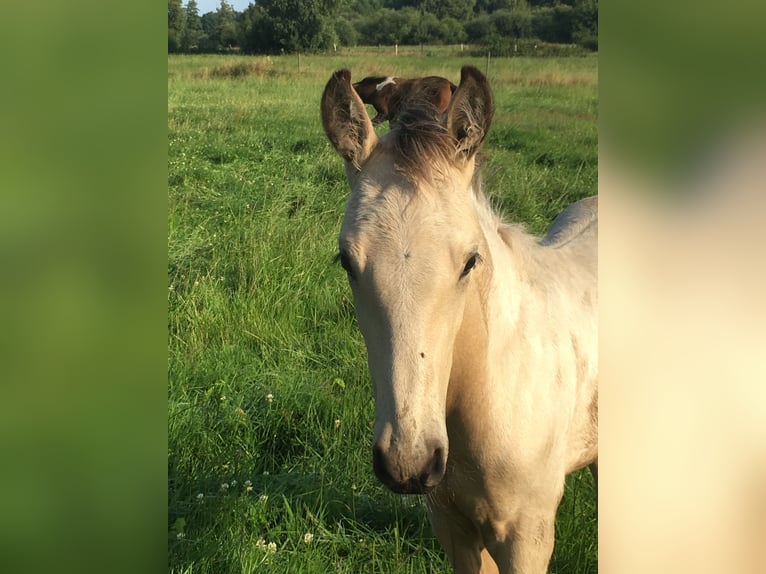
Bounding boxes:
[334,419,341,429]
[303,532,314,545]
[176,532,186,539]
[196,492,204,500]
[221,482,229,491]
[231,480,237,487]
[259,494,268,503]
[267,542,277,553]
[266,393,273,404]
[244,480,252,487]
[245,485,253,493]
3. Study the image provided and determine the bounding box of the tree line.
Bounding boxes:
[168,0,597,55]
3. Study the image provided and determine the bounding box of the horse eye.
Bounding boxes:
[461,253,480,278]
[335,251,355,278]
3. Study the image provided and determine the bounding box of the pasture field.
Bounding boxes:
[168,51,597,573]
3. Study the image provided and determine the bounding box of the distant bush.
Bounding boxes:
[576,34,597,51]
[199,58,273,79]
[471,38,590,57]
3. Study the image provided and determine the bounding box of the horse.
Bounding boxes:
[352,74,457,126]
[321,66,597,574]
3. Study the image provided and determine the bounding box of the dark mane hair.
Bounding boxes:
[388,98,457,183]
[357,75,387,84]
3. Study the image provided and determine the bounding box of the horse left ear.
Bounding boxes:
[445,66,494,160]
[321,69,378,171]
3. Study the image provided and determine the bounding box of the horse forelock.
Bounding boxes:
[387,104,460,185]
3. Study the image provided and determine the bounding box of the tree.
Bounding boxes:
[464,13,493,43]
[414,10,442,44]
[491,8,532,38]
[347,0,384,11]
[424,0,475,21]
[181,0,206,52]
[531,4,574,43]
[334,18,359,47]
[168,0,186,52]
[474,0,527,13]
[439,17,468,43]
[572,0,597,50]
[196,1,240,52]
[199,11,220,51]
[250,0,341,53]
[357,7,422,45]
[216,0,239,50]
[240,4,268,53]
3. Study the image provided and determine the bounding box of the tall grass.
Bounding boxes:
[168,52,597,573]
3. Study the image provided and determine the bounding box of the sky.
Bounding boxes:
[195,0,252,15]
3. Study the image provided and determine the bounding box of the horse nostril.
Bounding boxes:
[422,446,447,489]
[372,444,390,482]
[433,446,446,474]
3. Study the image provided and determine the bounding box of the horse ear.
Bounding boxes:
[445,66,494,160]
[321,69,377,171]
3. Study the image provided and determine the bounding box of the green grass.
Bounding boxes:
[168,52,597,573]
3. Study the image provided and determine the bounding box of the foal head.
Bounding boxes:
[322,67,494,494]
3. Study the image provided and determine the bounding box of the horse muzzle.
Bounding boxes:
[372,440,447,494]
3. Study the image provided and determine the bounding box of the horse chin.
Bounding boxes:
[375,466,443,495]
[386,478,438,495]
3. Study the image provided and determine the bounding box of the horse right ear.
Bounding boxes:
[321,69,377,171]
[445,66,494,161]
